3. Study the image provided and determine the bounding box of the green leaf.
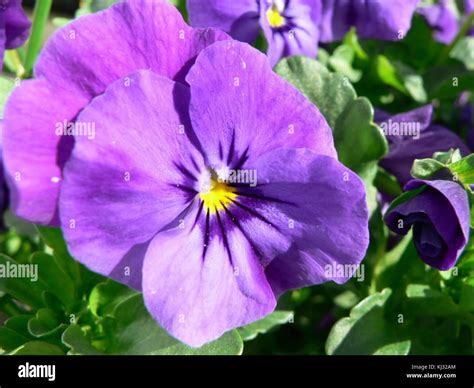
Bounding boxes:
[406,284,460,316]
[459,279,474,312]
[31,252,76,309]
[0,254,45,308]
[328,45,362,82]
[9,341,65,355]
[326,289,411,355]
[0,77,15,118]
[334,97,388,170]
[238,311,293,341]
[451,37,474,70]
[376,55,407,93]
[62,325,103,355]
[27,308,65,338]
[274,56,357,129]
[36,226,82,289]
[107,294,243,355]
[410,158,447,180]
[24,0,53,76]
[0,327,29,352]
[448,153,474,185]
[89,279,137,317]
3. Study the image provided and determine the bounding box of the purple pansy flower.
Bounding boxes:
[419,0,474,43]
[59,40,369,346]
[417,0,458,44]
[318,0,419,43]
[187,0,320,66]
[187,0,419,66]
[2,0,228,226]
[376,105,469,186]
[0,0,31,67]
[385,179,470,270]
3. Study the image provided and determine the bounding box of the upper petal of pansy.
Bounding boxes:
[319,0,419,43]
[143,204,276,347]
[4,0,227,225]
[3,79,88,225]
[187,0,260,43]
[3,0,31,49]
[236,148,369,296]
[259,0,320,66]
[35,0,229,89]
[60,70,204,289]
[186,40,336,169]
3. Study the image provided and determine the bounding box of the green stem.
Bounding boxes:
[437,12,474,65]
[0,295,25,317]
[23,0,53,77]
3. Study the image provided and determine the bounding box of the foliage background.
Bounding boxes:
[0,0,473,355]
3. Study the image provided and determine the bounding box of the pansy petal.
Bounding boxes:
[3,0,227,225]
[380,126,470,185]
[3,79,87,225]
[232,148,369,295]
[385,180,470,269]
[60,71,203,288]
[186,40,336,169]
[4,0,31,49]
[143,204,276,347]
[187,0,260,42]
[35,0,229,88]
[319,0,419,42]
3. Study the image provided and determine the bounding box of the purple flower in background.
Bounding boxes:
[59,41,369,346]
[376,105,469,186]
[2,0,228,226]
[0,0,31,67]
[417,0,458,44]
[385,180,470,270]
[318,0,419,43]
[187,0,320,66]
[187,0,419,65]
[419,0,474,43]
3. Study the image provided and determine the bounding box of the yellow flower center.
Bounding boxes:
[266,4,286,28]
[199,178,237,214]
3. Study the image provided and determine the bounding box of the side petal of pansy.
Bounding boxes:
[252,148,369,295]
[60,71,204,290]
[3,0,228,226]
[3,79,87,224]
[385,180,470,270]
[185,40,336,169]
[319,0,419,43]
[187,0,260,43]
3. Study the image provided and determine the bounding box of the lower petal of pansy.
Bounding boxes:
[235,148,369,295]
[142,203,276,348]
[60,70,204,287]
[3,79,87,225]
